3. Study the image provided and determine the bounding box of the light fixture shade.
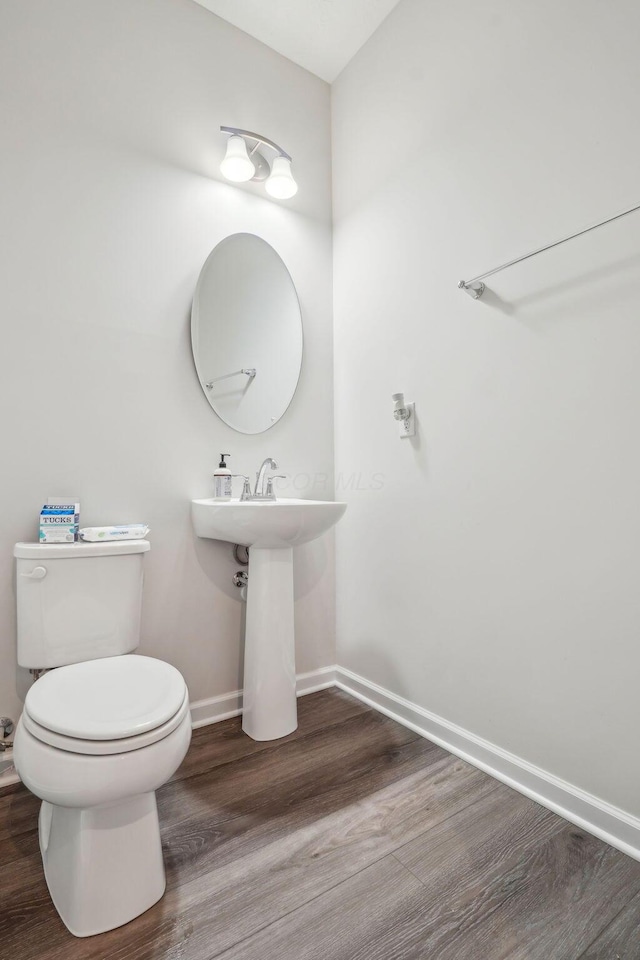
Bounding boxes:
[220,135,255,182]
[265,156,298,199]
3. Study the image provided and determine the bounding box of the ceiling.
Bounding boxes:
[191,0,403,83]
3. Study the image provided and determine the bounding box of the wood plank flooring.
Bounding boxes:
[2,688,640,959]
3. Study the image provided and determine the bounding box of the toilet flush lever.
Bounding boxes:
[22,566,47,580]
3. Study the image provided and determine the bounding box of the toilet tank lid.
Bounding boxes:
[14,540,150,559]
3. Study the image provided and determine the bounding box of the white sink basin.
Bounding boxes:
[191,498,347,549]
[192,496,347,743]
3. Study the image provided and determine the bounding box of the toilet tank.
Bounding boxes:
[14,540,151,669]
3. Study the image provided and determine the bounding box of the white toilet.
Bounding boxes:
[12,539,191,938]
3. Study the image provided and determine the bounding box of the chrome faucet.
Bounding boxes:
[239,458,286,501]
[255,458,277,497]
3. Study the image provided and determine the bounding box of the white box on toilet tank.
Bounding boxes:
[14,540,150,669]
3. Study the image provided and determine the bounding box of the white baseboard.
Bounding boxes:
[190,666,336,730]
[336,666,640,863]
[296,665,337,696]
[190,689,243,728]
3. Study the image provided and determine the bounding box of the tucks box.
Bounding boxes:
[39,501,80,543]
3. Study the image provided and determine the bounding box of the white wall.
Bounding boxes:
[332,0,640,817]
[0,0,334,721]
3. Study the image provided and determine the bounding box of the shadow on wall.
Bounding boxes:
[10,563,34,709]
[464,250,640,320]
[193,535,246,690]
[512,250,640,313]
[293,538,331,602]
[345,638,410,704]
[193,536,243,602]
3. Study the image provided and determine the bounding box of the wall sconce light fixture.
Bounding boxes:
[220,126,298,199]
[392,392,416,439]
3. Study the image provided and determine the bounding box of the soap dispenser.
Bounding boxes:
[213,454,232,501]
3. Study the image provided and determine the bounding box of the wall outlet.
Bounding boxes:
[399,402,416,439]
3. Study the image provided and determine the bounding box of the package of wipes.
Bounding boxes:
[39,498,80,543]
[79,524,149,542]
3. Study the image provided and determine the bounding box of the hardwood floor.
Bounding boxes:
[2,688,640,959]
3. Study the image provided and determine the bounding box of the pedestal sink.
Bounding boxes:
[191,499,347,741]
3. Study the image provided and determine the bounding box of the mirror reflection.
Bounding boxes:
[191,234,303,434]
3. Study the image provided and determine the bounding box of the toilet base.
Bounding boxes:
[39,791,166,937]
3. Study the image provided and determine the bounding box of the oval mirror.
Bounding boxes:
[191,234,303,434]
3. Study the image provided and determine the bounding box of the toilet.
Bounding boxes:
[12,540,191,938]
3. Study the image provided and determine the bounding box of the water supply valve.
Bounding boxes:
[233,570,248,603]
[0,717,14,751]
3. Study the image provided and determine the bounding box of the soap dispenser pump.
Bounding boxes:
[213,454,232,501]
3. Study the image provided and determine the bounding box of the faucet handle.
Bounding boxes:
[265,475,287,499]
[231,475,252,501]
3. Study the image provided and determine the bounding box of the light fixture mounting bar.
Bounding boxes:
[220,126,291,162]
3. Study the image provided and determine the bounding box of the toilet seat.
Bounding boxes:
[22,691,190,755]
[22,655,189,754]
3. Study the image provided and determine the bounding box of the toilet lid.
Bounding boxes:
[22,691,190,755]
[24,655,188,740]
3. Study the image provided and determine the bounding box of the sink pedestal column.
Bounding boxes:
[242,546,297,741]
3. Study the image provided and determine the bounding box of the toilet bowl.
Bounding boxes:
[14,654,191,937]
